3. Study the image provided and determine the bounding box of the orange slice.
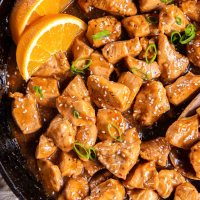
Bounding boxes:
[16,14,87,81]
[10,0,73,44]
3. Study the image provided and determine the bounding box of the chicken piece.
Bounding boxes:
[95,128,141,179]
[128,189,159,200]
[139,0,164,13]
[38,160,62,193]
[166,115,199,149]
[140,137,171,167]
[197,107,200,116]
[76,125,97,148]
[187,31,200,68]
[133,81,170,126]
[58,176,89,200]
[157,170,185,199]
[35,135,57,159]
[89,170,112,190]
[180,1,200,22]
[102,38,142,64]
[190,141,200,178]
[87,75,130,112]
[165,72,200,105]
[10,92,41,134]
[118,72,143,110]
[83,160,104,176]
[27,77,60,107]
[84,179,125,200]
[33,52,70,80]
[86,16,121,48]
[124,161,159,190]
[89,51,114,79]
[158,34,189,83]
[125,56,161,80]
[46,115,75,152]
[56,96,96,126]
[122,15,150,38]
[96,109,126,141]
[159,5,189,35]
[78,0,137,16]
[174,182,199,200]
[59,152,83,177]
[61,75,90,102]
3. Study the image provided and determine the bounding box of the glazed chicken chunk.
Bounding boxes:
[38,160,62,193]
[10,92,41,134]
[87,75,130,112]
[89,51,114,79]
[190,141,200,178]
[124,161,159,190]
[46,115,75,152]
[140,137,171,167]
[95,128,141,179]
[133,81,170,126]
[58,152,83,177]
[159,5,189,35]
[128,189,159,200]
[84,179,125,200]
[139,0,164,13]
[174,182,199,200]
[35,134,57,159]
[125,56,161,80]
[157,170,185,199]
[122,15,150,38]
[165,72,200,105]
[158,34,189,83]
[187,31,200,68]
[27,77,60,107]
[58,176,89,200]
[86,16,121,48]
[102,38,142,64]
[83,160,104,177]
[166,115,199,149]
[78,0,137,16]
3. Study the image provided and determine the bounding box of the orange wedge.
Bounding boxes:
[16,14,87,81]
[10,0,73,44]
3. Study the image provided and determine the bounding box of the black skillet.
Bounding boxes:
[0,0,200,200]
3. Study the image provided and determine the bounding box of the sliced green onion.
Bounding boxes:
[185,24,196,36]
[131,68,150,81]
[145,43,157,64]
[89,147,96,161]
[107,123,122,142]
[73,142,90,160]
[180,32,196,44]
[33,86,44,98]
[73,110,80,119]
[71,58,92,74]
[170,31,181,44]
[146,16,158,24]
[175,17,182,25]
[180,24,196,44]
[160,0,173,4]
[92,30,111,40]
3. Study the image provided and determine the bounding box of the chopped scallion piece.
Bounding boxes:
[180,24,196,44]
[131,68,150,81]
[73,110,80,119]
[89,147,96,161]
[160,0,173,4]
[73,142,90,160]
[175,17,182,25]
[92,30,111,40]
[144,43,157,64]
[146,16,158,24]
[70,58,92,74]
[170,31,181,44]
[107,123,122,142]
[185,24,196,36]
[33,86,44,98]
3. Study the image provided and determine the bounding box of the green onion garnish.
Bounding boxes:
[180,24,196,44]
[107,123,122,142]
[73,142,90,160]
[170,31,181,44]
[73,110,80,119]
[175,17,182,25]
[33,86,44,98]
[131,68,150,81]
[145,43,157,64]
[89,147,96,161]
[160,0,173,4]
[146,16,158,24]
[92,30,111,40]
[71,58,92,74]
